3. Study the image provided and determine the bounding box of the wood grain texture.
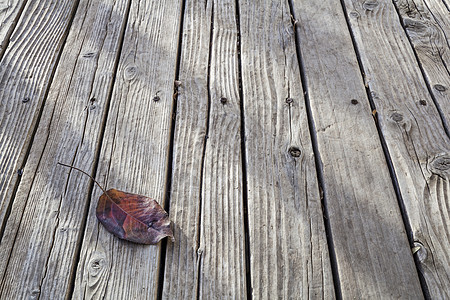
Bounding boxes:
[239,1,334,298]
[196,0,247,297]
[0,0,26,50]
[292,0,423,298]
[0,0,78,232]
[72,0,183,299]
[342,0,450,297]
[394,0,449,125]
[161,1,211,299]
[0,0,129,298]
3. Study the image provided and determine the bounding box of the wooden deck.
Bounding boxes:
[0,0,448,299]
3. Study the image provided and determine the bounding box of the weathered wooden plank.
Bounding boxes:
[164,0,247,298]
[0,0,26,50]
[0,0,78,233]
[342,0,450,297]
[0,0,129,298]
[72,1,183,298]
[394,0,449,124]
[197,0,247,297]
[292,0,423,298]
[239,1,334,298]
[161,1,211,299]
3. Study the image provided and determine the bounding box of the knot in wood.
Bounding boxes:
[391,112,403,122]
[124,64,138,81]
[413,241,427,263]
[429,155,450,176]
[349,11,360,19]
[404,19,426,31]
[363,0,379,11]
[31,289,40,297]
[434,84,447,92]
[82,52,96,58]
[289,146,302,158]
[88,257,105,276]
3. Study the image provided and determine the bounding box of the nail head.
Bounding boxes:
[289,147,301,158]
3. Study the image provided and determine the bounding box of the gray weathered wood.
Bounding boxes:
[394,0,449,124]
[164,0,247,298]
[0,0,25,50]
[292,0,423,298]
[342,0,450,297]
[72,1,183,298]
[0,0,78,239]
[161,1,211,298]
[0,0,129,298]
[239,1,335,298]
[197,0,247,297]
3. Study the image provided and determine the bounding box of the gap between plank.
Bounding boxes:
[65,0,133,298]
[287,1,343,299]
[235,0,253,300]
[0,0,82,273]
[156,0,187,299]
[442,0,450,11]
[0,1,83,296]
[234,0,252,299]
[0,0,29,62]
[390,0,449,139]
[337,0,430,298]
[0,0,60,242]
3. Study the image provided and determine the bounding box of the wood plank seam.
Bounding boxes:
[1,0,83,288]
[337,0,430,292]
[0,0,29,60]
[71,0,184,297]
[391,0,450,139]
[65,1,133,298]
[339,0,450,297]
[0,0,82,240]
[0,0,81,241]
[161,1,212,297]
[293,0,423,297]
[0,0,132,298]
[337,0,429,296]
[234,0,253,298]
[156,0,187,298]
[288,0,342,298]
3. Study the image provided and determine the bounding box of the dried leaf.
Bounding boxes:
[57,162,174,245]
[96,189,174,245]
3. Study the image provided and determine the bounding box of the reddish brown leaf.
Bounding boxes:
[96,189,174,245]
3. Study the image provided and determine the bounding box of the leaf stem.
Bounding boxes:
[57,162,108,194]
